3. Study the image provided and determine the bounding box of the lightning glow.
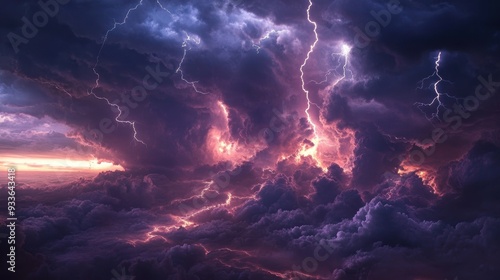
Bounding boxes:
[329,43,352,88]
[309,43,352,87]
[133,188,235,244]
[341,43,351,56]
[397,164,442,195]
[205,100,257,163]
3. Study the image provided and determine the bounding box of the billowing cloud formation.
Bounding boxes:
[1,0,500,279]
[2,144,500,279]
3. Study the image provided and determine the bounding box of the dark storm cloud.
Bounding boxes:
[315,0,500,176]
[350,125,407,190]
[433,141,500,221]
[2,0,500,279]
[0,0,312,170]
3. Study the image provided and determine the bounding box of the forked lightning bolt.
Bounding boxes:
[297,0,322,166]
[310,43,352,88]
[176,32,208,95]
[89,0,146,145]
[331,43,352,87]
[415,51,458,121]
[253,29,277,53]
[157,0,207,94]
[89,0,207,145]
[296,0,354,171]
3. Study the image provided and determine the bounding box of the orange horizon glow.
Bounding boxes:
[1,154,124,173]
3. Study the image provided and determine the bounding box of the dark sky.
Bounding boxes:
[1,0,500,279]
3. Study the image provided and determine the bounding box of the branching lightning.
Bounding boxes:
[88,0,208,145]
[296,0,352,171]
[309,43,352,87]
[176,32,209,95]
[89,0,146,145]
[415,51,457,121]
[156,0,208,94]
[294,0,356,173]
[331,43,352,87]
[158,0,207,94]
[296,0,326,170]
[252,29,277,53]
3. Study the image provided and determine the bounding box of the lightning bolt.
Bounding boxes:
[415,51,457,121]
[295,1,355,172]
[330,43,352,87]
[297,0,324,169]
[302,42,353,136]
[87,0,200,144]
[155,0,173,16]
[252,29,277,53]
[176,32,209,95]
[38,79,73,98]
[88,0,146,145]
[310,43,352,88]
[157,0,207,95]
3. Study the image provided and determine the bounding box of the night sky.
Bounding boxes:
[1,0,500,279]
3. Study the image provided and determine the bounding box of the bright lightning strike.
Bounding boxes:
[309,43,352,87]
[415,51,457,121]
[301,41,354,174]
[296,0,328,170]
[176,32,209,95]
[88,0,146,145]
[341,43,351,56]
[330,43,352,88]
